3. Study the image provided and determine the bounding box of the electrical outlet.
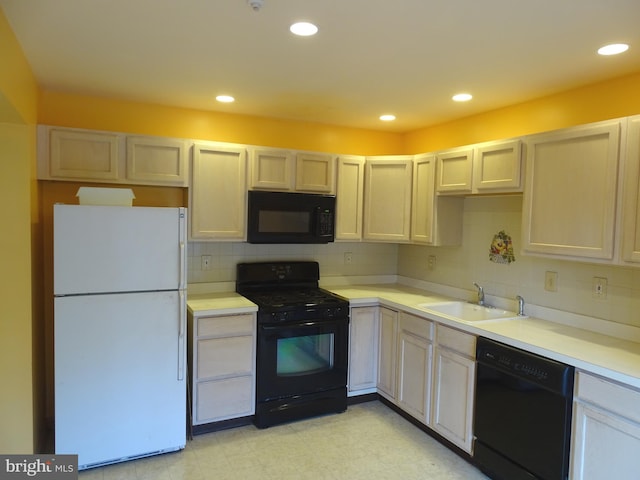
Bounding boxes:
[544,271,558,292]
[201,255,212,270]
[592,277,607,299]
[344,252,353,265]
[427,255,437,270]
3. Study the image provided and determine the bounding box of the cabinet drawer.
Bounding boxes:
[197,314,254,337]
[399,311,433,341]
[197,335,254,379]
[575,371,640,424]
[436,325,475,357]
[195,376,253,423]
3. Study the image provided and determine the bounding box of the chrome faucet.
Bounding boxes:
[516,295,525,316]
[473,282,485,306]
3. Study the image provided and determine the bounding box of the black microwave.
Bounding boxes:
[247,191,336,244]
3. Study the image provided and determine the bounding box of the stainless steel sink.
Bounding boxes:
[417,301,523,323]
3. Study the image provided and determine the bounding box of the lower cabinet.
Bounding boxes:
[396,312,433,424]
[431,324,476,453]
[571,372,640,480]
[188,312,256,426]
[377,307,399,400]
[348,306,379,395]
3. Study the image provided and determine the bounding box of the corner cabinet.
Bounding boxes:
[411,154,463,245]
[348,306,379,395]
[431,325,476,453]
[620,115,640,264]
[190,143,247,241]
[436,147,474,194]
[188,312,256,427]
[363,156,413,242]
[571,372,640,479]
[522,120,621,261]
[336,155,365,241]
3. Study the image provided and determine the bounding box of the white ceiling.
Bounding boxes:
[2,0,640,132]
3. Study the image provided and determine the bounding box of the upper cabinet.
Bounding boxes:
[436,139,522,195]
[436,147,474,194]
[248,147,336,193]
[522,120,621,261]
[411,154,463,246]
[620,115,640,265]
[190,143,247,241]
[335,155,365,241]
[37,126,189,187]
[363,156,413,242]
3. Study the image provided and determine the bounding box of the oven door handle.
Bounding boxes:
[260,320,337,330]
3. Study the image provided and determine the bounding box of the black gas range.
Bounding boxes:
[236,261,349,428]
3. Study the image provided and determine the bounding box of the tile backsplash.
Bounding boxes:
[188,195,640,329]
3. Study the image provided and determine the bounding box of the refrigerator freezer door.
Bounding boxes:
[54,291,186,469]
[54,205,186,295]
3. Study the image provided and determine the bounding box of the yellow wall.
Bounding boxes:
[0,11,38,453]
[38,91,404,156]
[403,70,640,153]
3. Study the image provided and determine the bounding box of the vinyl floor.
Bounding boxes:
[78,400,490,479]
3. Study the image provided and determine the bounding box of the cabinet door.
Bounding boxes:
[249,147,294,190]
[49,128,119,181]
[336,155,365,241]
[411,154,436,244]
[436,147,473,194]
[295,152,336,193]
[190,143,247,240]
[621,115,640,264]
[364,157,413,242]
[473,139,522,192]
[571,402,640,480]
[126,136,187,186]
[397,312,433,424]
[377,307,398,400]
[522,121,621,260]
[348,306,379,394]
[431,347,475,453]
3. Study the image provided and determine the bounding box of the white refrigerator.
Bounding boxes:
[53,204,187,470]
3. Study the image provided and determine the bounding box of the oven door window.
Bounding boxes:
[277,333,334,376]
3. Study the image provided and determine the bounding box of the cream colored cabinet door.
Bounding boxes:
[411,154,463,245]
[431,325,476,453]
[396,312,433,424]
[571,372,640,480]
[363,156,413,242]
[190,143,247,241]
[46,127,120,181]
[126,136,188,186]
[377,307,398,401]
[189,312,256,425]
[473,139,522,193]
[295,152,336,193]
[522,120,621,260]
[248,147,294,191]
[436,147,473,194]
[348,306,379,395]
[336,155,365,241]
[621,115,640,264]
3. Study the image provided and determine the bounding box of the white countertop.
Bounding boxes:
[187,283,640,391]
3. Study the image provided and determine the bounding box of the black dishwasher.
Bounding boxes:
[474,337,574,480]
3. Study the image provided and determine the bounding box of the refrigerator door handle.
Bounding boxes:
[179,242,186,290]
[178,290,186,381]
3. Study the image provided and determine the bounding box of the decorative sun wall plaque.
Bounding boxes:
[489,230,515,264]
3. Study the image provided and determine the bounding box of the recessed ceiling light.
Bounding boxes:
[597,43,629,56]
[216,95,235,103]
[380,114,396,122]
[290,22,318,37]
[452,93,473,102]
